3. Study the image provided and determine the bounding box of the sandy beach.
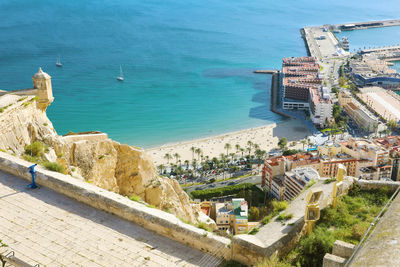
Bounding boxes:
[146,119,311,166]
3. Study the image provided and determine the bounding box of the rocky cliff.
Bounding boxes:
[0,93,212,226]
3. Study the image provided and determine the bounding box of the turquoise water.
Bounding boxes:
[391,61,400,73]
[336,26,400,52]
[1,1,400,148]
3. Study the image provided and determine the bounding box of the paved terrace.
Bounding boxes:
[0,171,215,267]
[255,178,353,245]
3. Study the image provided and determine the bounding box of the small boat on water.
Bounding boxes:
[117,65,124,81]
[56,55,62,67]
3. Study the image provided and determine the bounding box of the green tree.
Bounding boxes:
[247,141,253,156]
[195,148,202,161]
[224,143,232,156]
[301,140,307,151]
[164,153,172,164]
[173,153,180,164]
[157,164,165,174]
[388,120,397,131]
[255,149,266,167]
[190,146,196,160]
[235,144,241,155]
[184,160,190,170]
[278,138,287,150]
[249,207,260,221]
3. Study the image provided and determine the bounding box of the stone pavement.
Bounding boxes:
[0,171,217,267]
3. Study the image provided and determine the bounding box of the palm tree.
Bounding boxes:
[301,140,307,151]
[235,144,241,155]
[224,143,231,156]
[255,149,266,168]
[254,144,260,151]
[184,160,190,170]
[219,153,227,178]
[190,146,196,161]
[157,164,165,175]
[195,148,202,161]
[229,153,235,164]
[246,146,252,157]
[240,148,245,158]
[173,153,180,164]
[247,141,253,156]
[164,153,172,164]
[192,159,198,175]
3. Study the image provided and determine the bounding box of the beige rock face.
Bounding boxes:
[0,94,210,225]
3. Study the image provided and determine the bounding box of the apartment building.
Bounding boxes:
[281,56,332,127]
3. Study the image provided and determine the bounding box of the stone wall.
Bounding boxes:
[0,89,37,96]
[353,178,400,191]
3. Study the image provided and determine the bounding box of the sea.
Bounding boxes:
[1,0,400,148]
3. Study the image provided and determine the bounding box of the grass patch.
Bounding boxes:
[98,155,105,160]
[0,149,6,152]
[129,194,142,202]
[249,227,259,235]
[276,213,293,222]
[0,103,13,113]
[303,179,316,191]
[17,96,27,102]
[43,161,66,174]
[261,200,288,225]
[277,186,392,267]
[0,239,7,247]
[323,178,336,184]
[197,221,213,232]
[23,154,42,164]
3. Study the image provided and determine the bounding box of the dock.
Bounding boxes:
[253,69,279,74]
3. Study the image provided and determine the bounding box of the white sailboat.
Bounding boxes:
[117,65,124,81]
[56,55,62,67]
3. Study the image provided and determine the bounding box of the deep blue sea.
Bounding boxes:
[1,0,400,148]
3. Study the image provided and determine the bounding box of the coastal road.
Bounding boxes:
[0,171,218,266]
[185,175,261,193]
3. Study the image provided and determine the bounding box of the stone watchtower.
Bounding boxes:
[32,67,54,111]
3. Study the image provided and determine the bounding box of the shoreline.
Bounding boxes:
[146,118,312,166]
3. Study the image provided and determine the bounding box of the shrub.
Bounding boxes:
[207,178,216,184]
[43,162,66,174]
[23,154,41,164]
[129,194,142,202]
[272,200,288,212]
[256,255,291,267]
[190,183,264,207]
[276,213,293,222]
[249,227,259,235]
[249,207,260,221]
[24,141,45,157]
[292,227,335,267]
[197,222,213,232]
[0,239,7,247]
[282,149,299,156]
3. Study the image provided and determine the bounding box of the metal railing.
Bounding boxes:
[0,250,40,267]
